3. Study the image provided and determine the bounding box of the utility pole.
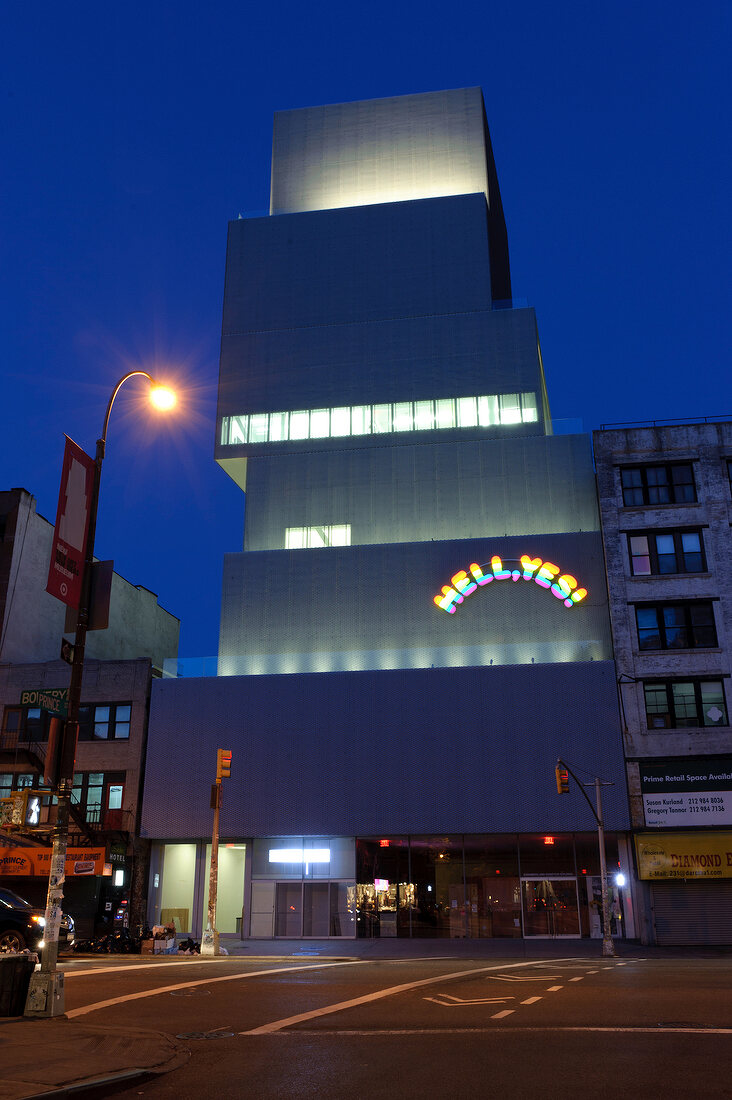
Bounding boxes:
[202,749,231,956]
[556,758,616,958]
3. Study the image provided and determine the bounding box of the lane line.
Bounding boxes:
[491,1010,514,1019]
[569,976,584,982]
[521,997,542,1005]
[242,958,585,1035]
[66,960,368,1018]
[62,958,243,978]
[586,970,598,974]
[547,985,563,991]
[256,1026,732,1037]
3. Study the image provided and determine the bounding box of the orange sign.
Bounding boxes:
[0,846,105,877]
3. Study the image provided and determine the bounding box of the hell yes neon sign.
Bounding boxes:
[434,555,588,615]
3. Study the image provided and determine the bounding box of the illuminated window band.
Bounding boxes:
[434,556,588,614]
[269,848,331,864]
[220,392,538,446]
[286,525,351,549]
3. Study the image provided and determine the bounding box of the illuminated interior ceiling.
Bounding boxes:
[270,89,491,215]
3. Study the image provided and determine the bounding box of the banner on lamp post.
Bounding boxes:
[46,436,95,610]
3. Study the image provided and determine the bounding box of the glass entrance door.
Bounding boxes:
[521,877,581,937]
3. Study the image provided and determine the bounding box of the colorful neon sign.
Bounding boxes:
[433,555,588,614]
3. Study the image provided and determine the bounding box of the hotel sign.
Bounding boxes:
[640,757,732,828]
[635,832,732,880]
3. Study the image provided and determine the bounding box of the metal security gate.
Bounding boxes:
[651,881,732,945]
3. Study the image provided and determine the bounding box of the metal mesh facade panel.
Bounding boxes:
[141,662,628,840]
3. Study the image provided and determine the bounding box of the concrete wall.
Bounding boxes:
[0,489,179,670]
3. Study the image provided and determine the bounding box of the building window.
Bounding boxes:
[78,704,132,741]
[71,771,126,827]
[627,529,705,575]
[620,463,696,506]
[220,391,540,446]
[643,680,728,729]
[286,525,351,549]
[635,602,717,651]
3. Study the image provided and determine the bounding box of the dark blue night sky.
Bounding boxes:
[2,2,730,657]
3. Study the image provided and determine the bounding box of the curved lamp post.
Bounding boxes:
[26,371,176,1017]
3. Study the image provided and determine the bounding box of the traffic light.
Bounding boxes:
[555,765,570,794]
[216,749,232,782]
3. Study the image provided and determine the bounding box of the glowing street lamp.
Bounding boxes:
[25,371,176,1017]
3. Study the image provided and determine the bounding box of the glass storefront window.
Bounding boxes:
[463,835,521,938]
[356,836,410,938]
[159,843,197,934]
[519,834,576,876]
[409,835,464,938]
[203,844,246,934]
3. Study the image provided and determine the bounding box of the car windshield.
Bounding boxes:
[0,888,33,910]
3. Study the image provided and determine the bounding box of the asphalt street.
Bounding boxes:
[52,952,732,1099]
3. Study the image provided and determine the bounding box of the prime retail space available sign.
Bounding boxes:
[639,757,732,828]
[635,832,732,880]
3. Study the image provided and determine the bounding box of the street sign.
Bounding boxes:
[20,688,68,718]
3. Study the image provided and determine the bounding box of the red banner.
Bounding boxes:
[46,436,95,609]
[0,846,106,876]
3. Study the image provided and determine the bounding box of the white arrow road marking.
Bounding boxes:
[243,957,583,1035]
[425,994,514,1007]
[491,974,561,982]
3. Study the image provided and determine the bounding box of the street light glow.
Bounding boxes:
[149,384,176,411]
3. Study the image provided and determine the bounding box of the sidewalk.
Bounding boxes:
[0,1017,188,1100]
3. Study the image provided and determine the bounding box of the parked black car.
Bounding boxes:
[0,887,75,952]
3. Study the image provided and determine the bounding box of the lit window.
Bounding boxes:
[435,399,455,429]
[269,412,288,441]
[414,401,434,430]
[477,395,498,426]
[286,528,307,549]
[457,397,477,427]
[310,409,330,438]
[289,410,310,439]
[248,414,269,443]
[223,391,541,445]
[373,405,392,433]
[521,394,538,422]
[351,406,371,435]
[393,403,413,432]
[330,408,351,436]
[286,525,351,549]
[499,393,522,424]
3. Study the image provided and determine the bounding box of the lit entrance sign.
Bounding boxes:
[434,556,588,615]
[268,848,331,864]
